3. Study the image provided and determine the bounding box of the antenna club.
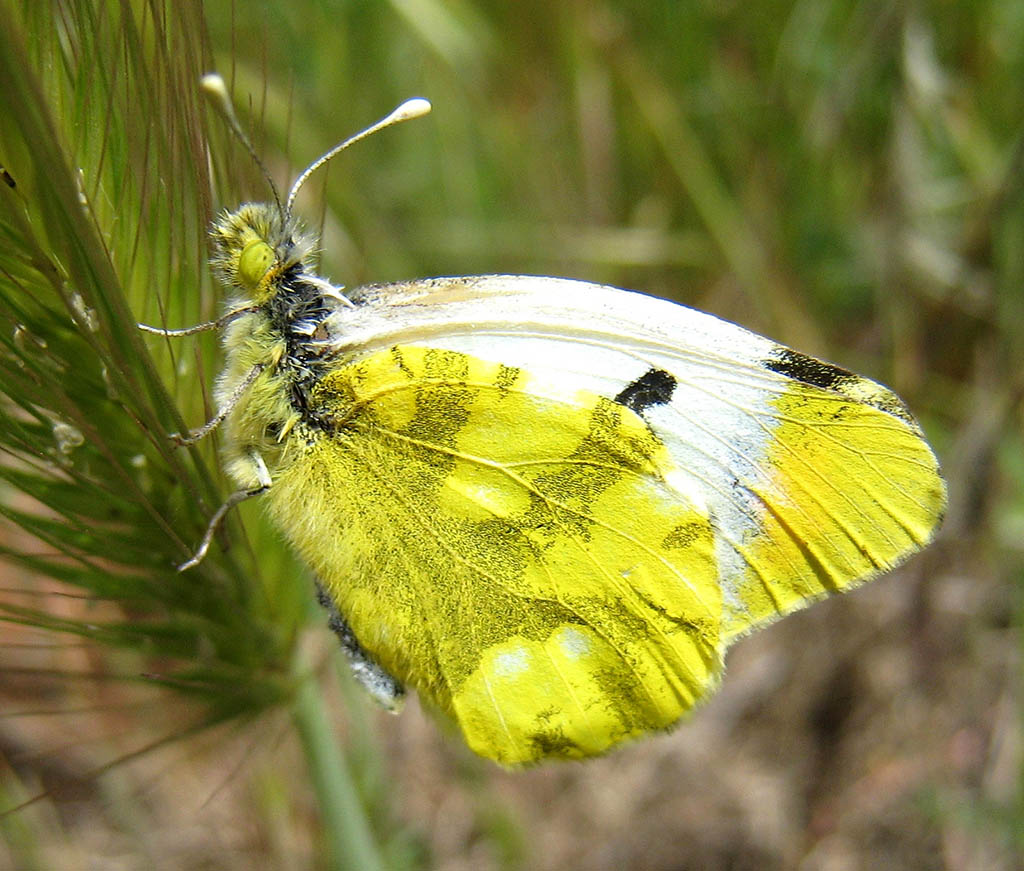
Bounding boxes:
[392,98,432,123]
[201,74,239,123]
[201,73,230,103]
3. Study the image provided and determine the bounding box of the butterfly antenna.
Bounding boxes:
[285,97,432,220]
[201,73,285,216]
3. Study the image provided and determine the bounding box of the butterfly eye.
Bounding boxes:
[238,239,274,289]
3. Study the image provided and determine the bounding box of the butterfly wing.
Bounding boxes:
[269,275,944,763]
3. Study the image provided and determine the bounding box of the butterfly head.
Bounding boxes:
[209,203,315,303]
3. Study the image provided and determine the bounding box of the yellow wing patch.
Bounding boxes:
[267,345,722,764]
[723,379,945,638]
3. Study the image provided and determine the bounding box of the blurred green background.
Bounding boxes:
[0,0,1021,868]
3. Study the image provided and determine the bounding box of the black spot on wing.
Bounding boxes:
[527,724,580,760]
[662,520,706,550]
[762,348,856,391]
[763,348,916,424]
[614,368,677,415]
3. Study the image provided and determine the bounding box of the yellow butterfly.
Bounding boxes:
[145,80,945,765]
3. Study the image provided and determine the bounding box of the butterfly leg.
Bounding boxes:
[314,578,405,712]
[137,305,259,337]
[170,361,267,446]
[177,450,271,571]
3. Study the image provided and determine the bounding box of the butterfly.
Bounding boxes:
[145,81,945,765]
